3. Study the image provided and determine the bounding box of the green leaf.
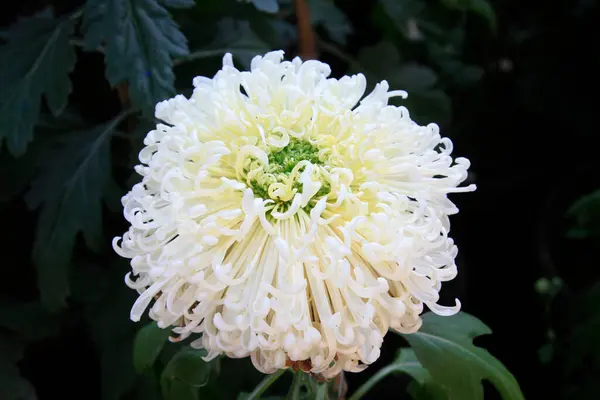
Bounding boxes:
[133,322,172,373]
[564,282,600,374]
[440,0,497,33]
[356,42,449,126]
[0,333,37,400]
[394,64,438,91]
[399,89,452,127]
[309,0,352,44]
[161,348,216,391]
[356,42,439,90]
[165,380,199,400]
[0,8,76,156]
[75,261,140,400]
[349,348,445,400]
[252,0,279,13]
[25,112,130,310]
[567,189,600,238]
[160,0,195,7]
[379,0,425,30]
[83,0,189,115]
[0,301,59,341]
[211,19,271,69]
[101,340,138,400]
[394,349,434,387]
[400,312,524,400]
[136,370,163,400]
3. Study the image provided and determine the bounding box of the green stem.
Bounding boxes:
[173,49,232,67]
[246,369,286,400]
[315,383,329,400]
[348,364,410,400]
[286,370,304,400]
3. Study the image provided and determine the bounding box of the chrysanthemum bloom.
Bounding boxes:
[114,51,475,377]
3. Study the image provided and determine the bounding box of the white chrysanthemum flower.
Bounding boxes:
[114,51,475,377]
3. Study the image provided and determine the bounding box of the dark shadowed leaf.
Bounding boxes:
[0,301,59,341]
[165,380,199,400]
[309,0,352,44]
[136,370,163,400]
[567,189,600,238]
[356,42,450,125]
[0,8,75,156]
[380,0,425,30]
[210,19,271,69]
[252,0,279,13]
[160,0,195,7]
[74,261,140,400]
[264,20,297,49]
[394,64,438,90]
[399,89,452,127]
[25,112,129,310]
[440,0,496,33]
[161,348,216,390]
[101,341,138,400]
[0,334,37,400]
[83,0,189,115]
[133,322,173,373]
[400,312,524,400]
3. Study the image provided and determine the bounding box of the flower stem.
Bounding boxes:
[246,369,286,400]
[347,364,406,400]
[286,370,304,400]
[315,383,329,400]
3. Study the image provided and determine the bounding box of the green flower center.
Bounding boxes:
[266,138,323,174]
[247,139,330,209]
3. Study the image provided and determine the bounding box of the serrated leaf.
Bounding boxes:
[0,8,76,156]
[210,19,271,69]
[160,0,195,7]
[25,114,127,310]
[83,0,189,115]
[440,0,496,33]
[252,0,279,13]
[133,322,172,373]
[400,312,524,400]
[308,0,352,44]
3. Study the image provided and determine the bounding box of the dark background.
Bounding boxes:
[2,0,600,399]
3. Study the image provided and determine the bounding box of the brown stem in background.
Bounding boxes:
[295,0,317,59]
[116,82,136,131]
